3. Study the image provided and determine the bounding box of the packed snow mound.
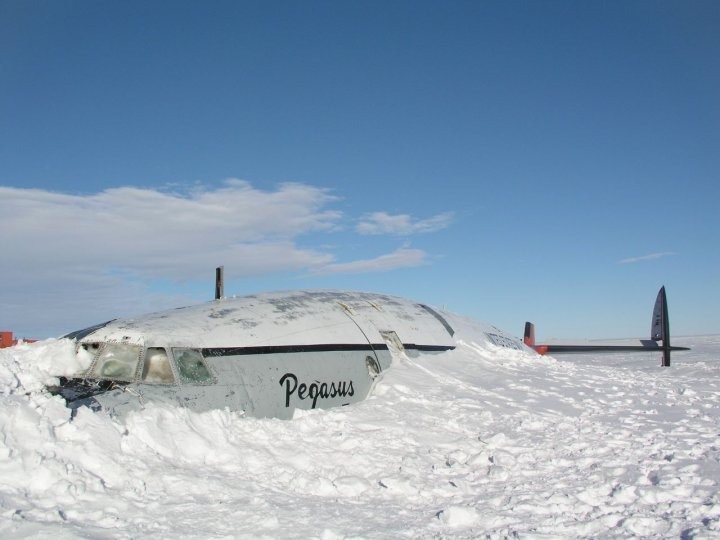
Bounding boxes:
[1,336,719,538]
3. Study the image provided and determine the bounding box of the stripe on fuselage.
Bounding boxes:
[202,343,455,357]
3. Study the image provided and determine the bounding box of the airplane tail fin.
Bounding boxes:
[651,286,673,367]
[524,286,688,366]
[523,322,548,355]
[523,322,535,348]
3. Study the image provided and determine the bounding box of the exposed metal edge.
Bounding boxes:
[406,344,456,352]
[63,320,117,340]
[418,304,455,337]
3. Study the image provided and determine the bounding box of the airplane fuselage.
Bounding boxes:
[51,290,529,418]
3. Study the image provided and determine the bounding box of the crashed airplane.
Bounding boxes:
[51,289,524,418]
[49,276,685,419]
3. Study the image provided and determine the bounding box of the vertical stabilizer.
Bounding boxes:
[523,322,535,348]
[651,286,666,342]
[650,286,671,367]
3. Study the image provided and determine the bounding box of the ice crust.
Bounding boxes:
[1,334,719,538]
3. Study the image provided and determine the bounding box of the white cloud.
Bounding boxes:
[0,180,347,335]
[312,248,427,275]
[618,252,675,264]
[0,181,449,336]
[356,211,454,236]
[0,179,340,281]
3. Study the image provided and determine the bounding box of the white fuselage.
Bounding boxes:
[56,290,530,418]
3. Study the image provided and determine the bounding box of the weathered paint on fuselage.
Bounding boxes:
[54,290,529,418]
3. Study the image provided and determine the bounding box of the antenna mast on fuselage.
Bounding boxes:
[215,266,224,300]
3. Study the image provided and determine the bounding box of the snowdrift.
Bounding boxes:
[1,334,719,538]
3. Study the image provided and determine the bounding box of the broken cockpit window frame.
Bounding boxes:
[77,343,176,384]
[69,341,211,385]
[77,342,102,367]
[49,342,181,409]
[172,348,214,384]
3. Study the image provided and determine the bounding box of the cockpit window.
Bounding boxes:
[141,348,175,384]
[90,343,142,380]
[173,348,213,383]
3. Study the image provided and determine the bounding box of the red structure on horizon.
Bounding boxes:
[0,331,37,348]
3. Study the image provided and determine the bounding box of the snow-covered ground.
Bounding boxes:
[1,333,718,538]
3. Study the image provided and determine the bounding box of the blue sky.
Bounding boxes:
[1,0,718,340]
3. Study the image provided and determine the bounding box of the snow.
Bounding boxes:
[1,333,719,538]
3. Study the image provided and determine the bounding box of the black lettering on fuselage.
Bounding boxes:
[279,373,298,407]
[279,372,355,409]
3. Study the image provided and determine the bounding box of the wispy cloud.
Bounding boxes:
[311,248,427,275]
[356,211,454,236]
[618,252,675,264]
